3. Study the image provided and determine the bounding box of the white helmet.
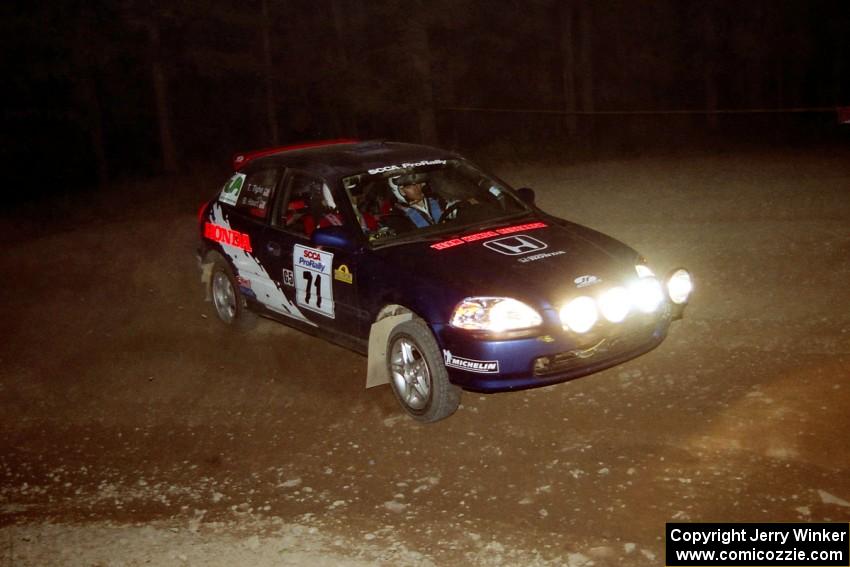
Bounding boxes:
[389,173,426,204]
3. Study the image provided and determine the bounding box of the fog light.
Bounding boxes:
[560,296,598,334]
[666,268,693,305]
[629,277,664,314]
[598,286,630,323]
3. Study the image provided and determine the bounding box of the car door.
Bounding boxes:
[255,169,364,338]
[210,166,288,311]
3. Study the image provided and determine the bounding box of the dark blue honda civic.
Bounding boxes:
[198,139,692,422]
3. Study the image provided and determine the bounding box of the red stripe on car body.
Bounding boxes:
[430,222,547,250]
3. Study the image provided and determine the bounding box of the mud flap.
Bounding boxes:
[199,260,213,301]
[366,312,412,388]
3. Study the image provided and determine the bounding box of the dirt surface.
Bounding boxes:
[2,149,849,566]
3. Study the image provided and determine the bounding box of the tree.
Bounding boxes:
[261,0,280,144]
[577,0,594,118]
[120,1,180,173]
[558,1,578,137]
[67,3,113,187]
[146,20,179,173]
[700,3,719,129]
[405,16,439,145]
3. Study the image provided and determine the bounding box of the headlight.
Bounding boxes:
[629,277,664,313]
[598,286,630,323]
[560,296,598,333]
[450,297,542,332]
[666,268,693,305]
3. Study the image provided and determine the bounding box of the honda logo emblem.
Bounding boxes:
[483,235,548,256]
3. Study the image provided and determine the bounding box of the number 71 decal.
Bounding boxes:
[293,244,335,318]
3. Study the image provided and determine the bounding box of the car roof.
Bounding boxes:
[238,140,463,180]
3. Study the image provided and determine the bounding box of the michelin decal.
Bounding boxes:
[443,350,499,374]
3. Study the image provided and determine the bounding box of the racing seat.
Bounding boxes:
[283,199,316,236]
[360,179,395,221]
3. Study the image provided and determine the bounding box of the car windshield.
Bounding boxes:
[342,159,530,246]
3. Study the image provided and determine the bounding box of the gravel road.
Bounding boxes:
[2,148,849,566]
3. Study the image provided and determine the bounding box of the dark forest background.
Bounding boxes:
[3,0,849,195]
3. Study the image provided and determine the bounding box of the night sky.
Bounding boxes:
[3,0,849,193]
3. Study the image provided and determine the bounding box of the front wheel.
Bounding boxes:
[387,319,461,423]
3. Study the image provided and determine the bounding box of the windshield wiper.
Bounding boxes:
[370,233,445,250]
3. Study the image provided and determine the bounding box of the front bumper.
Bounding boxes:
[435,305,673,392]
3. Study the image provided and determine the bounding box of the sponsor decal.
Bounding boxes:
[430,222,547,250]
[483,235,547,256]
[458,230,499,242]
[208,203,314,326]
[367,159,447,175]
[293,245,335,318]
[430,238,466,251]
[282,268,294,287]
[296,247,328,273]
[334,264,353,284]
[219,173,246,206]
[518,250,566,263]
[235,275,256,298]
[574,274,602,288]
[493,222,548,235]
[204,222,253,252]
[442,350,500,374]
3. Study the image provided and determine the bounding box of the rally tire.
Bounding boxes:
[207,252,256,330]
[387,319,461,423]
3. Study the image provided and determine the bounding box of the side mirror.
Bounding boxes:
[516,187,536,205]
[312,226,359,252]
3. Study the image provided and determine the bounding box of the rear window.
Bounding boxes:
[219,169,279,220]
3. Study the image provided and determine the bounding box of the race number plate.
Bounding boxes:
[293,245,335,318]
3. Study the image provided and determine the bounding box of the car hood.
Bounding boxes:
[373,218,639,307]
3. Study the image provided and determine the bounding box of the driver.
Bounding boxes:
[390,173,443,227]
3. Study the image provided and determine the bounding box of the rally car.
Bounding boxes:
[197,139,692,422]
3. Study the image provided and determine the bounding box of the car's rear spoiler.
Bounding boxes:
[232,138,359,171]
